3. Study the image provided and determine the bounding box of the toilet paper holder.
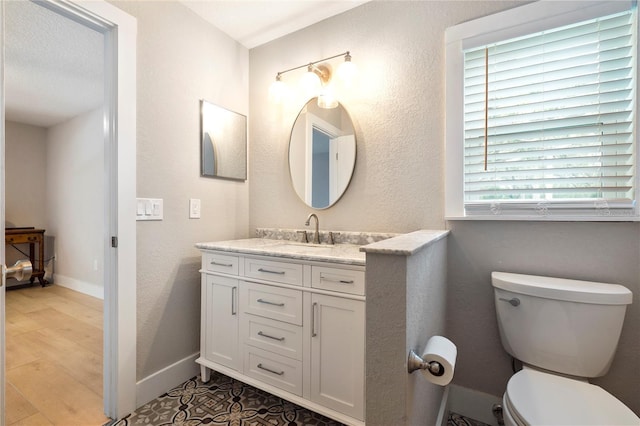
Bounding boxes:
[407,349,445,376]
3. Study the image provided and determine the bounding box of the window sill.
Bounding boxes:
[445,215,640,222]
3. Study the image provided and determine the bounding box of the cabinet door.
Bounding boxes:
[203,274,240,370]
[310,294,365,420]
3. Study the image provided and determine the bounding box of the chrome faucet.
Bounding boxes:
[305,213,320,244]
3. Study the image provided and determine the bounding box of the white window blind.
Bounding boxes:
[463,8,637,217]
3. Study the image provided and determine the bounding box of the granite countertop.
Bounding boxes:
[360,230,450,256]
[196,229,449,266]
[195,238,366,266]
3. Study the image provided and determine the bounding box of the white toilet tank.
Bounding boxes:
[491,272,632,378]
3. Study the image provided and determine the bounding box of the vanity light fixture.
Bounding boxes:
[269,51,355,108]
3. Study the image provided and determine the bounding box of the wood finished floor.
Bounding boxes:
[5,284,108,426]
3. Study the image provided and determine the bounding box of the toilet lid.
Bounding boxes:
[506,369,640,425]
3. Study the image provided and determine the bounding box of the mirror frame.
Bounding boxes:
[288,98,357,209]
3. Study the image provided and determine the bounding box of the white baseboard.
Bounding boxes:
[136,352,200,408]
[448,384,502,426]
[54,274,104,300]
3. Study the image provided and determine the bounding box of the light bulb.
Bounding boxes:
[337,53,357,87]
[269,75,287,104]
[300,65,321,99]
[317,85,338,109]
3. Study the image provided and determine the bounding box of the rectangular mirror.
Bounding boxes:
[200,100,247,181]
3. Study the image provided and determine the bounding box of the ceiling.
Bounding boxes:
[4,0,367,129]
[179,1,368,49]
[5,0,104,128]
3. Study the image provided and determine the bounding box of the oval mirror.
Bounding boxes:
[288,98,357,209]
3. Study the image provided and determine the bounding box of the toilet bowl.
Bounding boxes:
[502,366,639,426]
[492,272,639,426]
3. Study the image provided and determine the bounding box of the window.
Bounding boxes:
[445,1,638,220]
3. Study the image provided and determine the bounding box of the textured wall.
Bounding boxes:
[111,0,250,381]
[405,238,448,424]
[5,121,48,277]
[365,233,448,425]
[249,0,640,418]
[248,1,524,232]
[5,121,46,229]
[46,108,104,295]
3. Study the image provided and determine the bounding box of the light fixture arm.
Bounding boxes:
[274,51,351,80]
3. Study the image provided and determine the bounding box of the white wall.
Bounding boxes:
[110,0,250,383]
[46,107,104,298]
[249,0,640,418]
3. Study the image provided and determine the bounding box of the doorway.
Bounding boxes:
[1,0,137,423]
[4,2,106,423]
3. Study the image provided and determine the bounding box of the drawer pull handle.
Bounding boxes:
[257,298,285,307]
[321,276,355,284]
[257,363,284,376]
[211,261,233,267]
[258,331,285,342]
[257,268,285,275]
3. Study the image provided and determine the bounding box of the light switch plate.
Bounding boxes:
[189,198,201,219]
[136,198,163,221]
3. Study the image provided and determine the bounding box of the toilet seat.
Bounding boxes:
[505,368,640,425]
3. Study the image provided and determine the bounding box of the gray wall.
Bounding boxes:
[111,0,250,381]
[249,0,640,417]
[5,121,46,230]
[365,233,448,425]
[4,121,47,280]
[447,221,640,414]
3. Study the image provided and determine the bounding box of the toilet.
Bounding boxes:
[491,271,640,426]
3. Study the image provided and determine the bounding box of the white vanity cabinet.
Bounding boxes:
[197,247,366,425]
[310,293,365,419]
[201,274,240,377]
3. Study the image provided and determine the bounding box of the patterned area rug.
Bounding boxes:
[111,371,491,426]
[448,412,492,426]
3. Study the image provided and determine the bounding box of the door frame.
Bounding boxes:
[1,0,137,421]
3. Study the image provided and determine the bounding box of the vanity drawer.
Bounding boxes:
[244,346,302,396]
[244,257,303,286]
[241,314,302,361]
[312,266,365,296]
[241,282,303,325]
[203,252,239,275]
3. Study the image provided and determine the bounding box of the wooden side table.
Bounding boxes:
[5,227,48,287]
